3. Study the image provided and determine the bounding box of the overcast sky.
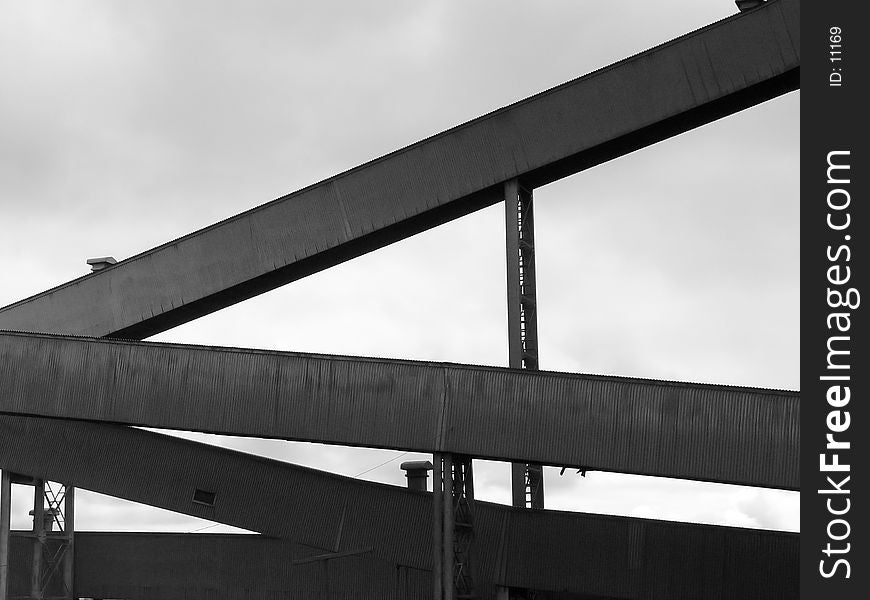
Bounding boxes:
[1,0,798,534]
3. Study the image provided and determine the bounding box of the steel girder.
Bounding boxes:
[0,331,798,489]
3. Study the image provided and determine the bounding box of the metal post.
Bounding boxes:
[31,479,44,600]
[432,454,443,600]
[442,454,454,600]
[63,487,74,599]
[451,457,476,598]
[0,471,11,600]
[504,179,523,371]
[504,179,544,510]
[510,463,526,508]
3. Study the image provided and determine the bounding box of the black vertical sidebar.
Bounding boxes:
[801,0,867,597]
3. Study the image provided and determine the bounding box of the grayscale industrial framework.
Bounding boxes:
[0,1,799,598]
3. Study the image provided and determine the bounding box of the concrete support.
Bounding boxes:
[505,179,544,510]
[0,471,10,600]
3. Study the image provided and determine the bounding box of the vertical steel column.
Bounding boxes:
[63,487,74,599]
[505,179,523,369]
[442,454,454,600]
[0,471,10,600]
[31,479,44,600]
[433,454,476,599]
[25,481,74,600]
[432,453,443,600]
[451,458,475,597]
[504,179,544,510]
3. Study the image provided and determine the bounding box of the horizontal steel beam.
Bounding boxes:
[0,331,799,488]
[0,417,798,598]
[0,0,799,340]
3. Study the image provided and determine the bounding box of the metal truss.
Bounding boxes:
[0,477,74,600]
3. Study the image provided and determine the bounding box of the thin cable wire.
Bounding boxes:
[353,452,409,477]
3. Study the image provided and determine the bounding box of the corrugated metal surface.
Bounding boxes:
[0,416,434,570]
[0,417,797,598]
[0,0,799,340]
[9,533,420,600]
[6,524,796,600]
[0,331,799,489]
[485,507,799,599]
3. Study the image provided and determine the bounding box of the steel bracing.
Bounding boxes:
[433,454,476,599]
[26,480,75,600]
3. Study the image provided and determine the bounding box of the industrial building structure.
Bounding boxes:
[0,0,799,597]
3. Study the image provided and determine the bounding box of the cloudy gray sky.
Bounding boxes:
[1,0,798,533]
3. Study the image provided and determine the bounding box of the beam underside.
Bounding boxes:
[0,332,799,490]
[0,418,798,598]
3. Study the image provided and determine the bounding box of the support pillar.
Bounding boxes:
[451,459,474,596]
[432,454,443,600]
[31,479,44,600]
[442,455,454,600]
[0,471,10,600]
[432,454,475,599]
[63,487,75,599]
[504,179,544,510]
[24,479,75,600]
[504,180,542,600]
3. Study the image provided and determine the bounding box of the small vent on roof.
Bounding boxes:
[193,488,216,507]
[86,256,117,272]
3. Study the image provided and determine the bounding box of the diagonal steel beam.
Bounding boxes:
[0,0,799,340]
[0,417,798,597]
[0,331,799,489]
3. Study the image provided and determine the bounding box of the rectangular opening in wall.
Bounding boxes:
[193,488,216,507]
